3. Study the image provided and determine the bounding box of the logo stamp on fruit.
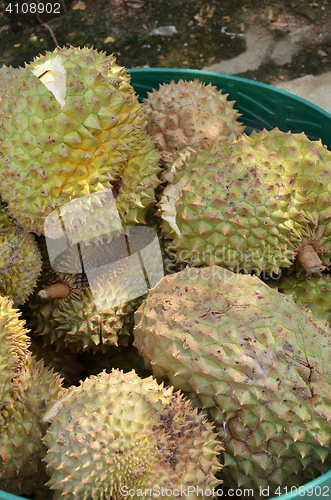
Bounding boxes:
[44,189,164,311]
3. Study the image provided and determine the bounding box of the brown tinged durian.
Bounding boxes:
[143,79,244,165]
[42,369,222,500]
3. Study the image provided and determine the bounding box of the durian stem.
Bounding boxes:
[38,283,70,299]
[296,245,325,272]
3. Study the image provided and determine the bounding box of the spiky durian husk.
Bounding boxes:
[143,79,244,164]
[158,137,303,275]
[0,295,30,403]
[270,272,331,324]
[0,204,42,305]
[29,225,161,353]
[0,46,161,236]
[134,266,331,496]
[43,369,221,500]
[0,353,65,498]
[158,130,331,275]
[28,281,134,353]
[240,128,331,272]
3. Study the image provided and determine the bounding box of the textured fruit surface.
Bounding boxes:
[159,129,331,275]
[143,79,244,161]
[0,46,161,235]
[0,353,65,497]
[28,229,152,353]
[43,369,221,499]
[241,129,331,272]
[134,265,331,496]
[0,204,42,305]
[0,295,30,403]
[270,273,331,324]
[29,277,133,353]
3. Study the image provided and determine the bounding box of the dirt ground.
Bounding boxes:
[0,0,330,85]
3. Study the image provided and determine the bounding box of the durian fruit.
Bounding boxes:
[0,295,30,403]
[158,130,331,275]
[143,79,244,164]
[0,203,42,305]
[134,265,331,496]
[28,224,161,353]
[43,369,222,500]
[0,294,65,496]
[0,46,161,236]
[158,137,301,275]
[270,273,331,324]
[28,274,135,353]
[243,128,331,274]
[0,353,65,498]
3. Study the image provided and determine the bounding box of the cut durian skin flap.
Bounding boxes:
[30,54,66,108]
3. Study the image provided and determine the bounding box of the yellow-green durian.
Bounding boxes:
[0,204,42,305]
[0,295,30,403]
[158,129,331,275]
[43,369,221,500]
[0,353,65,498]
[270,272,331,324]
[0,46,161,235]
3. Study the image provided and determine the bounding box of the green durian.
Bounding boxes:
[43,369,221,500]
[270,272,331,324]
[0,46,161,236]
[0,353,65,498]
[28,276,134,353]
[0,295,30,403]
[159,129,331,275]
[28,223,163,353]
[0,204,42,305]
[134,265,331,496]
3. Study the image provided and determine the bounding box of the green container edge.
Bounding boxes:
[1,67,331,500]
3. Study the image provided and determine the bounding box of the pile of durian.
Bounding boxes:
[1,45,331,500]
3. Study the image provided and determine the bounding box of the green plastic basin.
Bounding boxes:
[129,67,331,146]
[1,68,331,500]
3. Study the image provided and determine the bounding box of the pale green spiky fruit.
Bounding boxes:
[143,79,244,164]
[159,129,331,275]
[0,204,42,305]
[270,273,331,324]
[43,369,222,500]
[28,233,146,353]
[0,295,30,403]
[236,128,331,273]
[0,353,65,498]
[134,265,331,496]
[0,295,65,497]
[28,278,135,353]
[0,46,161,235]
